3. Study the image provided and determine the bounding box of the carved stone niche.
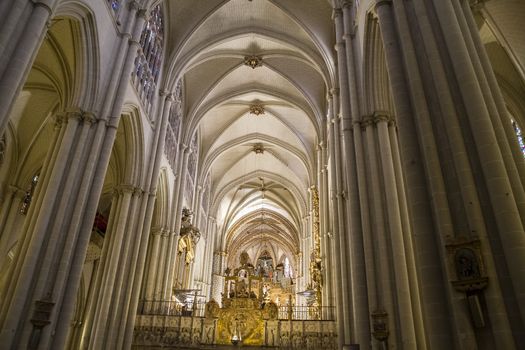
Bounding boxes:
[445,236,488,292]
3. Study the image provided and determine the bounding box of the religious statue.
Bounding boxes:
[177,208,200,264]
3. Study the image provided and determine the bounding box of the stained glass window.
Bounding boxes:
[133,4,164,110]
[511,119,525,157]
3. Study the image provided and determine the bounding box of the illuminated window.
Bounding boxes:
[284,257,293,278]
[107,0,120,13]
[511,119,525,157]
[20,174,39,215]
[133,4,164,109]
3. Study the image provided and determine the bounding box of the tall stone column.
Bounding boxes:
[375,1,455,347]
[165,148,191,296]
[87,185,135,349]
[327,91,351,348]
[432,0,525,298]
[456,1,525,222]
[362,115,398,348]
[376,113,417,348]
[0,110,103,350]
[340,3,372,346]
[0,0,60,135]
[0,186,25,260]
[464,3,525,191]
[143,229,163,300]
[122,86,179,349]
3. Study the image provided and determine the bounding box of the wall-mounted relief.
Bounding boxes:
[446,236,489,328]
[445,236,488,292]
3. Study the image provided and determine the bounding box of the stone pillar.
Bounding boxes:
[88,186,135,349]
[165,148,190,296]
[0,0,59,135]
[340,3,372,346]
[376,113,417,348]
[0,186,26,261]
[327,91,350,348]
[122,87,179,349]
[144,228,164,300]
[375,1,455,347]
[361,115,398,348]
[0,110,100,349]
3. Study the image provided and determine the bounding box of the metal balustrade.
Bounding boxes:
[137,300,335,321]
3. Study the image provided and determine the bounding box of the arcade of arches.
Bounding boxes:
[0,0,524,349]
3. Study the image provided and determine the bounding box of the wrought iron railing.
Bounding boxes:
[137,300,206,317]
[278,305,336,321]
[138,300,336,321]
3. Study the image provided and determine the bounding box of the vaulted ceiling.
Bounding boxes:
[164,0,335,266]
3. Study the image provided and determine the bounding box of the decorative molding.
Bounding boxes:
[243,55,263,69]
[306,186,322,312]
[253,143,264,154]
[249,104,265,116]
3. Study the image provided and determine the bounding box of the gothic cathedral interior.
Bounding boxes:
[0,0,524,349]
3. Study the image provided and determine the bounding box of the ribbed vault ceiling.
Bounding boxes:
[164,0,334,266]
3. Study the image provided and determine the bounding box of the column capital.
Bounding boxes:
[331,8,343,20]
[360,114,374,129]
[165,93,175,102]
[343,33,354,42]
[114,184,137,195]
[372,111,390,124]
[329,88,340,96]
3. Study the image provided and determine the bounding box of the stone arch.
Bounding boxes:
[0,9,101,286]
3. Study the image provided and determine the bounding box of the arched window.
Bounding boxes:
[133,4,164,110]
[164,81,182,172]
[511,118,525,157]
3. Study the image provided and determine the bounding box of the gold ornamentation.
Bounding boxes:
[309,187,322,309]
[205,299,220,318]
[249,104,265,116]
[216,297,265,346]
[244,55,263,69]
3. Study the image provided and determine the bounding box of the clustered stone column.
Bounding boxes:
[0,2,150,349]
[327,0,525,347]
[0,0,60,135]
